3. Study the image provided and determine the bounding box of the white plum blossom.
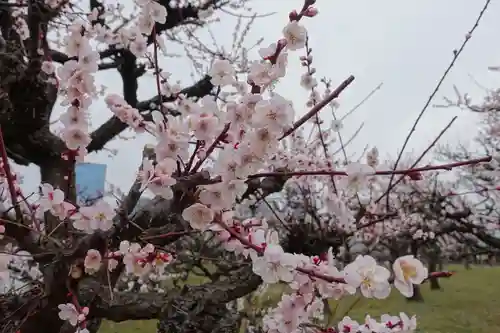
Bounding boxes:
[400,312,418,331]
[61,125,92,150]
[76,200,115,232]
[57,303,79,326]
[138,158,177,199]
[39,183,65,213]
[343,255,391,299]
[146,0,168,24]
[252,244,298,283]
[189,112,220,141]
[57,303,88,326]
[248,61,274,87]
[84,249,102,274]
[338,316,360,333]
[209,59,235,86]
[176,97,201,115]
[122,243,152,276]
[253,93,295,135]
[282,21,307,50]
[199,182,234,211]
[182,203,214,230]
[392,255,428,297]
[300,72,317,90]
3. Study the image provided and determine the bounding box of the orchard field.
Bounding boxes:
[100,265,500,333]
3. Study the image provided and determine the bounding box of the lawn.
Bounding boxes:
[100,265,500,333]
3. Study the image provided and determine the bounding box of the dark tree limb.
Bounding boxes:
[86,264,261,324]
[241,168,291,201]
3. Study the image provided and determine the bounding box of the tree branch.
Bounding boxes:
[87,264,260,323]
[87,75,213,153]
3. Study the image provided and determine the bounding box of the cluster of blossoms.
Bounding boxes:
[55,23,100,153]
[320,313,416,333]
[33,182,117,233]
[104,94,145,132]
[217,219,430,332]
[80,241,173,277]
[57,241,172,330]
[38,0,169,153]
[0,247,42,289]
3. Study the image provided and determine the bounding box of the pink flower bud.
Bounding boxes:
[277,38,288,48]
[289,10,299,21]
[303,7,318,17]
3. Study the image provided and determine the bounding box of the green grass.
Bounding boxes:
[338,265,500,333]
[100,265,500,333]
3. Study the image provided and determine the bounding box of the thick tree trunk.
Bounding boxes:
[428,259,441,290]
[488,254,495,266]
[464,257,471,270]
[15,161,87,333]
[430,275,441,290]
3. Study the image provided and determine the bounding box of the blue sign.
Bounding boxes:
[75,162,107,205]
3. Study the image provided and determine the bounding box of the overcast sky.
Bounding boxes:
[14,0,500,197]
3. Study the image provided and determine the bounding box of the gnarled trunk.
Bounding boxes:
[428,259,441,290]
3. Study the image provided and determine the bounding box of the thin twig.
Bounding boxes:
[376,116,459,203]
[249,155,490,179]
[0,126,23,222]
[387,0,492,202]
[280,76,355,140]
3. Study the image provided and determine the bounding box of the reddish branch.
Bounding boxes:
[188,75,355,173]
[190,123,231,173]
[0,125,23,221]
[280,75,355,140]
[387,0,493,201]
[217,217,454,285]
[248,156,492,179]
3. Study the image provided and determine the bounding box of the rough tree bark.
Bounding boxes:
[425,245,442,291]
[428,257,441,291]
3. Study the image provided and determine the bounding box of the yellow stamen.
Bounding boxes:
[401,261,417,280]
